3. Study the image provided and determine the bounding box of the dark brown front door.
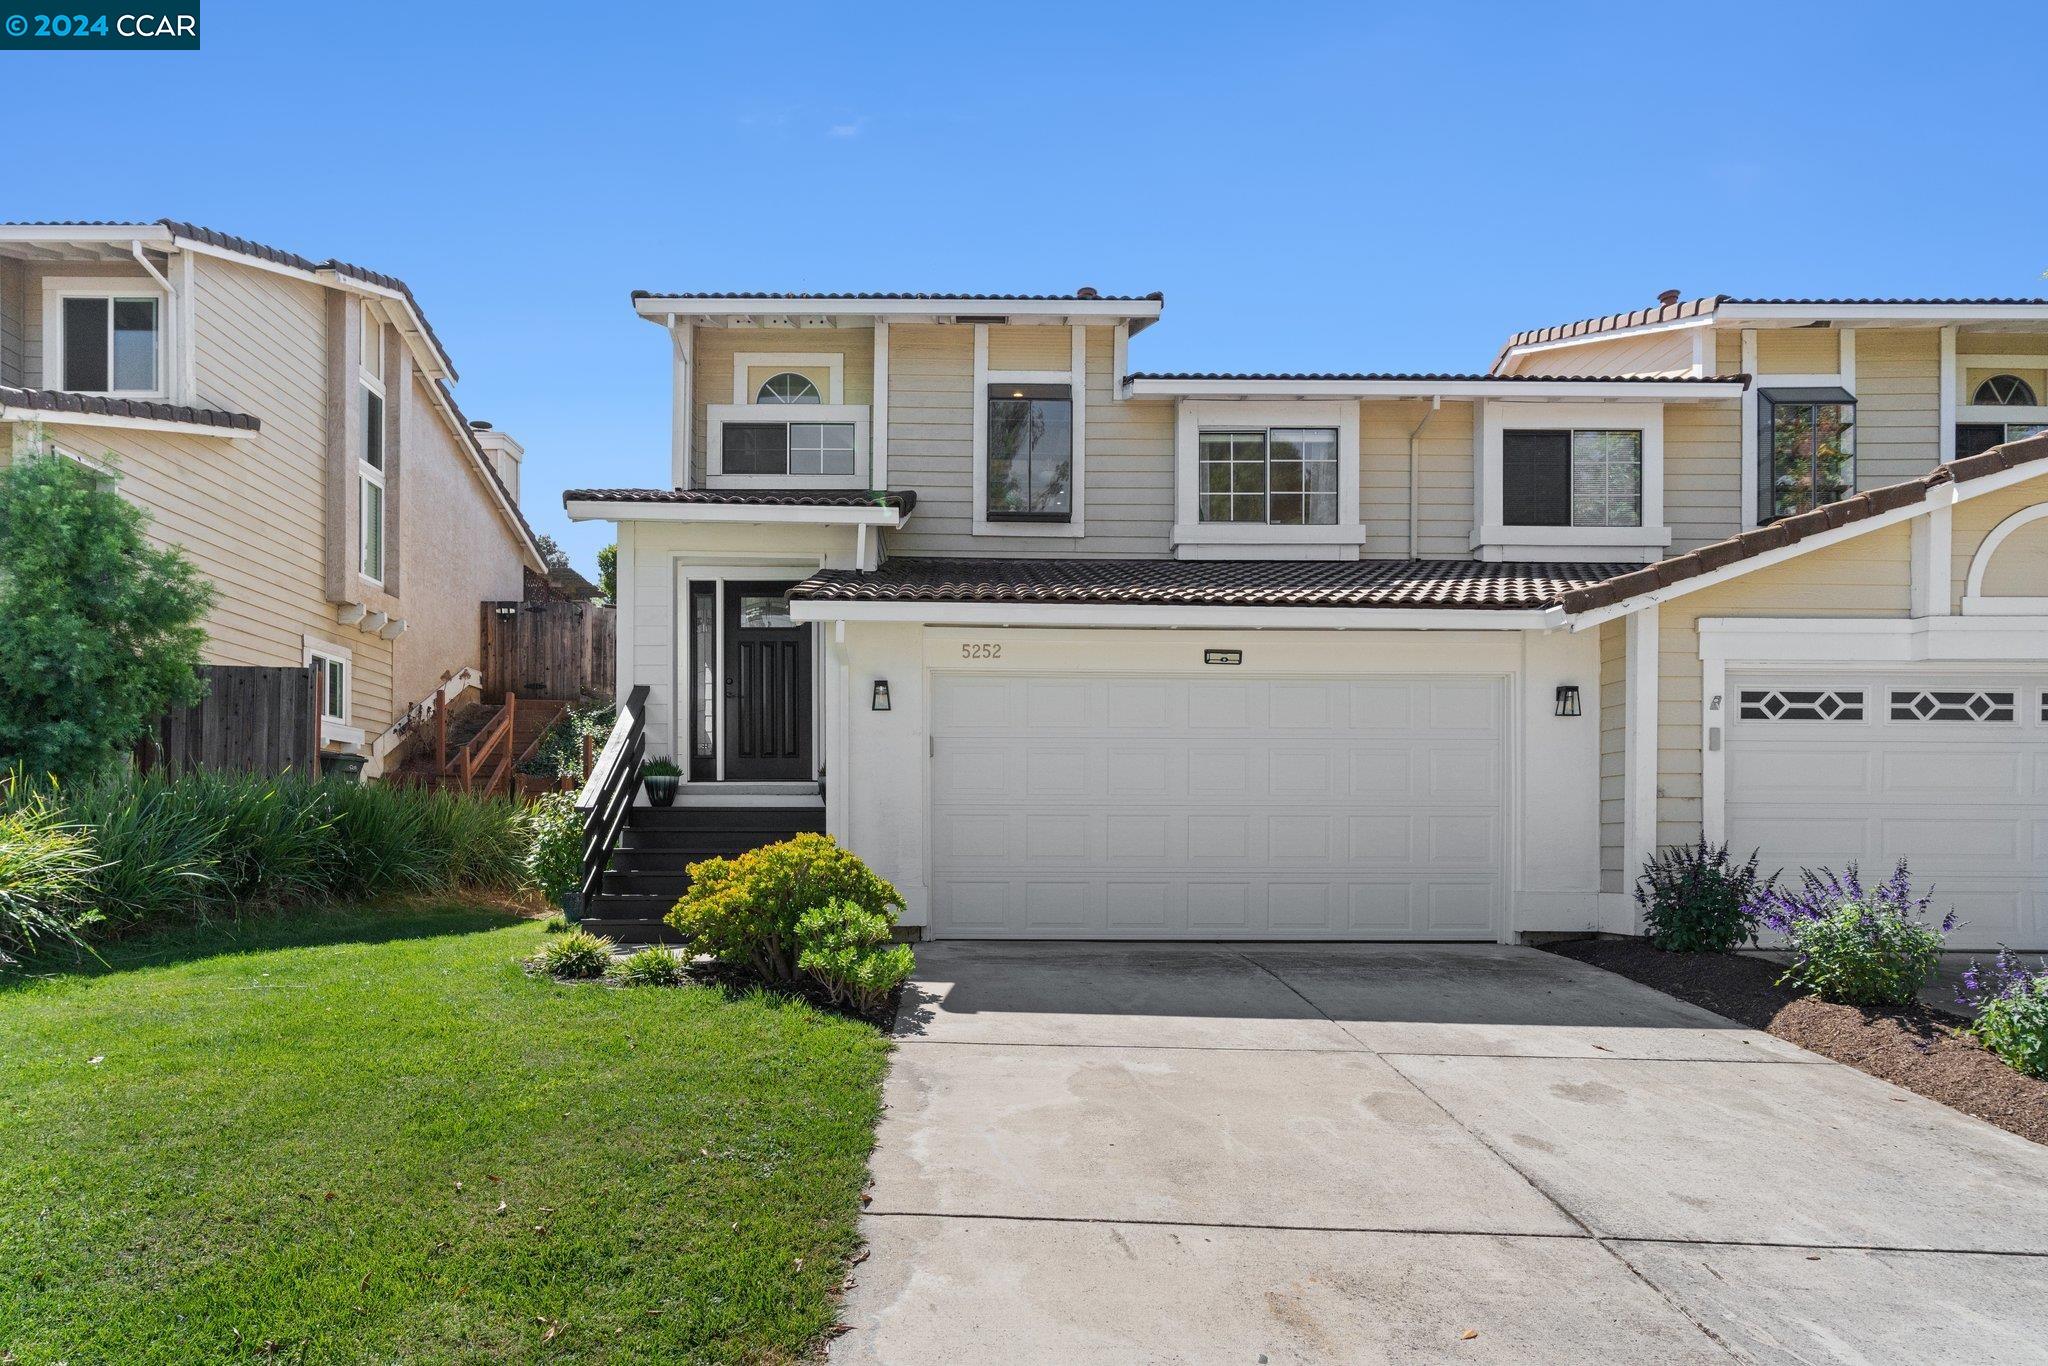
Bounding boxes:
[722,583,812,781]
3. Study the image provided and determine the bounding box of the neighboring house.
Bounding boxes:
[567,289,2048,950]
[0,220,545,775]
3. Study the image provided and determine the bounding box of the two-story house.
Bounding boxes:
[0,220,545,774]
[568,289,2048,950]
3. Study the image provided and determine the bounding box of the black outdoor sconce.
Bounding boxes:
[1554,685,1582,717]
[871,680,892,712]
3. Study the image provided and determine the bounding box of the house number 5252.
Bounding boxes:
[961,643,1002,659]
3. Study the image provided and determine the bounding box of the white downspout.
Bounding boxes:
[1405,395,1442,558]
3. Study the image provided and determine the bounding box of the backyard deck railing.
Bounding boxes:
[573,685,648,910]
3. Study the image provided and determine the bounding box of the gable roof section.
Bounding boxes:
[1559,432,2048,621]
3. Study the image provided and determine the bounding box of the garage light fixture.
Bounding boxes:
[1554,685,1582,717]
[871,680,892,712]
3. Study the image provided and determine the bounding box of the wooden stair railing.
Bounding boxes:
[449,692,518,796]
[574,685,648,912]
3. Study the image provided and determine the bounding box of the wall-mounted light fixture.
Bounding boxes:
[493,604,518,619]
[1554,684,1582,717]
[871,680,892,712]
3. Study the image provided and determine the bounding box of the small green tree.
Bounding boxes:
[597,542,617,603]
[0,447,213,780]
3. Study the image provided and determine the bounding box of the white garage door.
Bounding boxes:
[1727,673,2048,951]
[928,673,1509,940]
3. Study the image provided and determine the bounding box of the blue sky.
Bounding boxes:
[12,2,2044,571]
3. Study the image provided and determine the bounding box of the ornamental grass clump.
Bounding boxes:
[1958,950,2048,1079]
[1635,839,1771,953]
[530,928,613,980]
[0,790,100,964]
[1750,861,1953,1006]
[610,945,684,987]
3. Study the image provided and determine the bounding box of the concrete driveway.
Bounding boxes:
[831,943,2048,1364]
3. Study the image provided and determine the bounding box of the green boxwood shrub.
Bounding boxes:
[1634,840,1771,953]
[1753,862,1953,1006]
[795,898,914,1015]
[669,832,905,985]
[1959,951,2048,1079]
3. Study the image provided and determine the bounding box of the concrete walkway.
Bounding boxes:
[831,943,2048,1365]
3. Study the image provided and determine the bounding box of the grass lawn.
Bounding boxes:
[0,904,892,1364]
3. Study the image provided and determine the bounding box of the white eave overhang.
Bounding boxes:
[1120,376,1748,402]
[633,295,1164,335]
[787,599,1566,631]
[563,498,912,528]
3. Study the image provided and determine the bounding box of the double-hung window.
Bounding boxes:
[986,383,1074,521]
[1757,387,1855,522]
[1502,429,1643,528]
[1197,428,1338,525]
[358,307,387,583]
[58,293,160,393]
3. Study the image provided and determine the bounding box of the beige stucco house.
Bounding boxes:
[566,288,2048,951]
[0,220,544,774]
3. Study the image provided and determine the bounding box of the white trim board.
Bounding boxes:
[1475,400,1668,561]
[729,352,846,404]
[1962,501,2048,615]
[1170,398,1362,557]
[971,323,1087,539]
[1126,376,1746,401]
[564,498,908,527]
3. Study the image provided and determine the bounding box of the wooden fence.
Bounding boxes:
[480,599,615,701]
[145,664,320,778]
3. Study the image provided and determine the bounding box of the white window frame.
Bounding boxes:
[1954,352,2048,430]
[973,323,1088,538]
[302,636,363,746]
[1475,399,1669,560]
[730,352,845,405]
[1171,399,1363,558]
[705,405,871,489]
[358,330,387,585]
[40,276,169,397]
[1739,326,1856,529]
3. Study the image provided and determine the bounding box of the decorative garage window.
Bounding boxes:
[1889,690,2016,723]
[1738,688,1865,721]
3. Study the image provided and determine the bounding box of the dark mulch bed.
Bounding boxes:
[1544,939,2048,1147]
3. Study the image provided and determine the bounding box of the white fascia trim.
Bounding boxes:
[1124,377,1746,401]
[0,224,171,246]
[1,407,260,440]
[563,499,909,527]
[1566,460,2048,630]
[1698,614,2048,663]
[634,296,1163,330]
[787,599,1565,631]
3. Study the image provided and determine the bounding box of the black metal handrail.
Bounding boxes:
[574,684,648,908]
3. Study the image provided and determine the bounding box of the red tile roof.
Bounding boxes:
[631,290,1161,303]
[1557,432,2048,614]
[789,557,1631,611]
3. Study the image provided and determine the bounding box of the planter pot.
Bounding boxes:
[643,774,680,807]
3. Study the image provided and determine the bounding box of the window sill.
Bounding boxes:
[973,517,1085,539]
[1471,523,1671,563]
[1172,522,1367,546]
[321,720,365,747]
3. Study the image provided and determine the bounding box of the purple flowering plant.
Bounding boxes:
[1958,949,2048,1079]
[1746,860,1954,1006]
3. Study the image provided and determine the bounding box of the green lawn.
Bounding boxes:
[0,905,891,1364]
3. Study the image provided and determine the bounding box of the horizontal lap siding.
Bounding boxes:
[1755,327,1841,375]
[1856,330,1939,491]
[690,328,876,486]
[1359,400,1475,558]
[1515,331,1694,377]
[1654,524,1913,853]
[1664,400,1741,552]
[1952,479,2048,612]
[986,325,1070,372]
[887,325,1172,558]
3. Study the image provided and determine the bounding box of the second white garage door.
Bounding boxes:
[928,673,1509,940]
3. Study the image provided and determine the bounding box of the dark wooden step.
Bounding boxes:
[610,846,748,872]
[616,830,797,857]
[628,805,824,832]
[582,893,678,922]
[601,870,693,897]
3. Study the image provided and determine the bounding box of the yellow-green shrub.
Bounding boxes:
[667,833,904,984]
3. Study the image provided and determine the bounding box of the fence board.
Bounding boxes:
[480,600,616,701]
[148,664,319,778]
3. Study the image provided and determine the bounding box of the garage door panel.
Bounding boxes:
[931,672,1506,940]
[1729,672,2048,950]
[935,678,1015,730]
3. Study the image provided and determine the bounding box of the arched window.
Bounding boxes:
[1973,374,2038,407]
[756,371,821,404]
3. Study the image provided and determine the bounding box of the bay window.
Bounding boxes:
[986,383,1073,522]
[1757,387,1855,522]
